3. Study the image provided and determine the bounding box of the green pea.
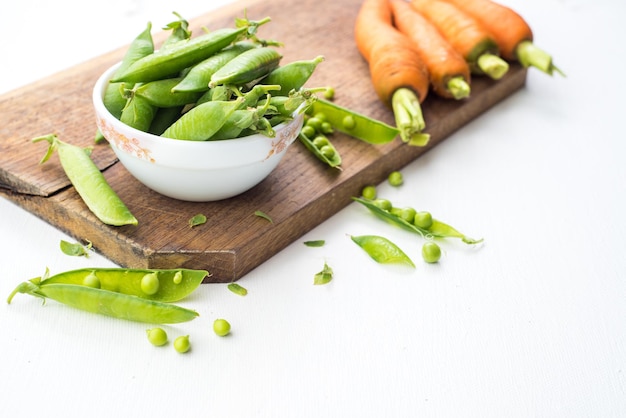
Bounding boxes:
[209,47,282,88]
[422,241,442,263]
[7,282,199,324]
[36,267,207,302]
[319,145,336,159]
[388,171,404,187]
[141,272,160,295]
[342,115,356,130]
[313,112,327,122]
[173,335,191,353]
[306,117,324,132]
[324,87,335,100]
[320,121,333,134]
[398,207,416,224]
[361,185,377,200]
[32,134,138,226]
[413,211,433,229]
[263,55,325,95]
[111,17,271,83]
[146,327,168,346]
[312,135,329,148]
[213,319,231,337]
[82,272,101,289]
[300,125,316,138]
[372,198,392,211]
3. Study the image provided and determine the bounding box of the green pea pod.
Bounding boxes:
[32,134,138,226]
[7,281,198,324]
[120,94,157,132]
[310,98,398,145]
[350,234,415,268]
[32,267,207,302]
[264,55,325,96]
[103,22,155,118]
[160,12,192,50]
[172,42,258,93]
[352,197,483,244]
[209,46,282,88]
[161,97,244,140]
[299,132,341,169]
[208,97,275,140]
[111,17,271,83]
[133,78,202,107]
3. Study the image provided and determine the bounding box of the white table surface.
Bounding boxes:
[1,0,625,417]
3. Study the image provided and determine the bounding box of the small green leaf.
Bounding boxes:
[227,283,248,296]
[313,262,333,285]
[189,213,207,228]
[254,210,273,223]
[304,240,325,247]
[60,239,92,257]
[350,234,415,268]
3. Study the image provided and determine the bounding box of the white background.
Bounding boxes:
[1,0,625,417]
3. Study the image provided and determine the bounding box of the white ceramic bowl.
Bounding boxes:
[93,63,303,202]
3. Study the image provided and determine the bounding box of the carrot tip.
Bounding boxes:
[447,76,471,100]
[516,40,565,77]
[391,88,428,145]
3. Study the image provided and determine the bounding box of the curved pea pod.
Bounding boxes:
[35,267,208,302]
[32,134,137,226]
[111,17,271,83]
[310,98,398,145]
[161,96,244,140]
[350,234,415,268]
[120,94,157,132]
[172,42,258,93]
[103,22,154,119]
[133,78,202,107]
[7,281,198,324]
[209,46,283,88]
[208,98,275,140]
[264,55,325,96]
[352,197,483,244]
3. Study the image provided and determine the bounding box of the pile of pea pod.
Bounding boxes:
[7,267,208,324]
[100,13,328,142]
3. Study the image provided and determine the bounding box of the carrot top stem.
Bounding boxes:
[477,53,510,80]
[516,40,565,77]
[446,76,471,100]
[391,88,430,147]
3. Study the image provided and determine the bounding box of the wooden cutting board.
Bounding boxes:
[0,0,527,282]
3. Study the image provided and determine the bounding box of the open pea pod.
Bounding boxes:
[31,267,208,303]
[352,197,483,244]
[310,98,399,145]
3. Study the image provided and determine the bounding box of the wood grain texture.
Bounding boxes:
[0,0,527,282]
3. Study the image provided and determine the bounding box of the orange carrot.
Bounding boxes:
[355,0,430,145]
[390,0,471,100]
[410,0,509,80]
[438,0,563,76]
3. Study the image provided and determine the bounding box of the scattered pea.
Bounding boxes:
[213,319,231,337]
[323,87,335,100]
[422,241,442,263]
[173,335,191,353]
[388,171,404,187]
[141,272,160,295]
[82,271,101,289]
[146,327,168,346]
[361,185,377,200]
